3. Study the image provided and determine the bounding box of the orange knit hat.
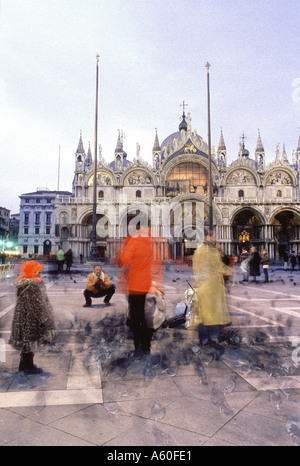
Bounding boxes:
[18,260,44,281]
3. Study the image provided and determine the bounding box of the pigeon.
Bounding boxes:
[143,359,156,385]
[151,400,166,421]
[115,382,139,398]
[194,359,208,385]
[104,401,131,417]
[210,382,234,415]
[269,390,283,410]
[160,353,171,371]
[219,373,237,394]
[84,322,92,335]
[152,425,176,446]
[286,415,300,445]
[191,344,201,355]
[150,354,161,367]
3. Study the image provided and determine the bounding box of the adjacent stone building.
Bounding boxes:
[18,188,71,258]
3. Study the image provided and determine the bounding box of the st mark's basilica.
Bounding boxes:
[52,109,300,262]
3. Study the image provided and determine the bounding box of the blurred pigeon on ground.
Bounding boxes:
[269,390,284,410]
[194,358,208,385]
[104,401,131,417]
[84,321,92,333]
[115,382,140,398]
[150,354,161,367]
[219,373,237,394]
[211,382,234,415]
[143,359,156,385]
[286,415,300,445]
[160,353,171,371]
[151,400,166,421]
[152,425,176,446]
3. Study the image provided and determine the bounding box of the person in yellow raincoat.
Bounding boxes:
[191,229,232,355]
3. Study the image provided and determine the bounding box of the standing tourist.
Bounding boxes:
[191,229,232,358]
[9,260,55,374]
[261,249,270,282]
[249,246,261,282]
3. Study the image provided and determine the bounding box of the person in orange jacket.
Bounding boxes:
[118,226,164,358]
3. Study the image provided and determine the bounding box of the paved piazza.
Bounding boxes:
[0,262,300,446]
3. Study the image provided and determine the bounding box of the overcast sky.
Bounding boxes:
[1,0,299,213]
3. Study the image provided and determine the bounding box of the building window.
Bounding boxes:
[238,190,244,198]
[136,190,142,198]
[98,190,104,199]
[36,198,40,204]
[46,213,51,224]
[46,198,51,204]
[24,227,28,234]
[24,213,29,224]
[34,245,39,254]
[46,227,51,234]
[35,227,40,235]
[23,245,28,254]
[167,162,209,195]
[276,190,282,197]
[35,213,40,224]
[25,198,29,203]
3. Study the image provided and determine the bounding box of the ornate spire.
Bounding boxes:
[256,129,264,152]
[218,128,226,150]
[153,128,161,151]
[282,143,288,161]
[85,142,93,166]
[115,130,123,152]
[76,130,85,154]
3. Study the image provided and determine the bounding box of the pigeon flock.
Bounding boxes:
[1,267,300,446]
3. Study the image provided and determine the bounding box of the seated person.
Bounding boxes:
[83,265,115,307]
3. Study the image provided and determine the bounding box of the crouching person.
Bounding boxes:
[83,265,115,307]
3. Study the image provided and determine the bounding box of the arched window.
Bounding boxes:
[98,190,104,199]
[136,190,142,198]
[238,189,244,198]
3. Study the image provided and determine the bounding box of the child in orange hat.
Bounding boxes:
[9,261,55,374]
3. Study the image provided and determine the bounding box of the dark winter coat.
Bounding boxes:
[9,279,55,352]
[249,251,261,277]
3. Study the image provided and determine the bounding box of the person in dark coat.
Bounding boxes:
[65,249,73,272]
[249,246,261,282]
[9,261,55,374]
[290,251,297,271]
[283,249,289,270]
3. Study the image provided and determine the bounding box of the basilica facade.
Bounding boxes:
[54,111,300,261]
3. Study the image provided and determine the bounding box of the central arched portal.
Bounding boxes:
[231,208,264,255]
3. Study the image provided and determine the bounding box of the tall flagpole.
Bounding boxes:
[206,62,213,232]
[90,54,100,260]
[57,145,60,191]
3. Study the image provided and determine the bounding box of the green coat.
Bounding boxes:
[191,242,232,328]
[56,249,65,261]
